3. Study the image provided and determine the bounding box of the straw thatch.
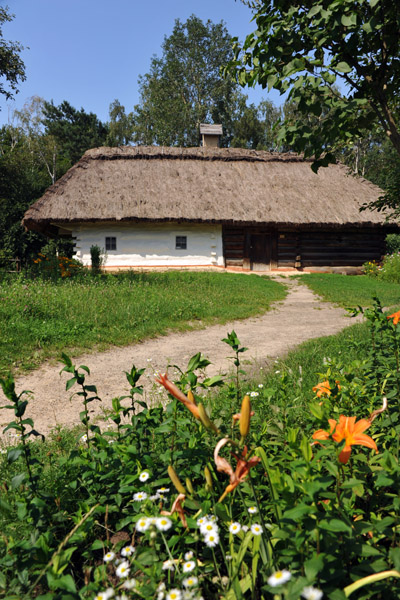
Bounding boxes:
[23,146,389,235]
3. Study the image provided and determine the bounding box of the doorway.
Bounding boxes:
[250,234,271,271]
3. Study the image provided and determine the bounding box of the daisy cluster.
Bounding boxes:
[196,514,220,547]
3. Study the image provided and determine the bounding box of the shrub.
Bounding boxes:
[386,233,400,255]
[90,244,106,273]
[378,252,400,283]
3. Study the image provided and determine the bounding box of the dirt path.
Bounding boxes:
[0,278,361,438]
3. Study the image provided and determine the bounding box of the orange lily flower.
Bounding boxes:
[387,310,400,325]
[312,415,378,464]
[312,380,341,398]
[214,438,260,502]
[161,493,187,528]
[155,373,200,420]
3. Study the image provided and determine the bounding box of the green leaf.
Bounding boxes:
[341,13,357,27]
[11,472,28,489]
[335,61,352,73]
[319,518,353,534]
[47,572,77,593]
[7,447,23,463]
[65,377,77,391]
[283,504,313,520]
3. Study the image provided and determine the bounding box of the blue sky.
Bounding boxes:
[1,0,284,127]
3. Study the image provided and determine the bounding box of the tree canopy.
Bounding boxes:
[229,0,400,171]
[0,7,25,105]
[133,15,244,147]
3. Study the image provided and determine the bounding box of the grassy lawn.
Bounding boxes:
[297,273,400,307]
[0,271,286,376]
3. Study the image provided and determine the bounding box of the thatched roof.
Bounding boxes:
[23,146,391,234]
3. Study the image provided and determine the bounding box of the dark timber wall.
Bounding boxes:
[223,226,391,269]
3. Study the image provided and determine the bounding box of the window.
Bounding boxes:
[105,236,117,251]
[175,235,187,250]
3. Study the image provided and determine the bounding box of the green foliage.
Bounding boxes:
[0,272,286,376]
[0,6,26,102]
[42,100,109,165]
[133,15,245,147]
[227,0,400,170]
[1,313,400,598]
[106,99,135,146]
[89,245,106,273]
[386,234,400,255]
[376,253,400,284]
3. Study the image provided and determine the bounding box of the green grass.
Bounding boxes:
[297,273,400,307]
[0,271,286,376]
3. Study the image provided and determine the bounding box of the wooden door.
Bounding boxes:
[250,234,271,271]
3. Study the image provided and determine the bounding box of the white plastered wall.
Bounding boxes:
[71,222,224,268]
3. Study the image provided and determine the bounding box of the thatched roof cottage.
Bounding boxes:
[22,145,396,272]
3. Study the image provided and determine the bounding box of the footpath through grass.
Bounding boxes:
[298,273,400,307]
[0,271,286,376]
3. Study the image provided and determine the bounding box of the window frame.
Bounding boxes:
[105,236,117,251]
[175,235,187,250]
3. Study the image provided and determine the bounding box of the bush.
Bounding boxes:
[90,244,106,273]
[386,233,400,255]
[378,252,400,283]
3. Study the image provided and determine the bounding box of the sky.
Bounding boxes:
[0,0,284,127]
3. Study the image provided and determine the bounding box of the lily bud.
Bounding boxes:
[240,395,251,437]
[185,477,194,495]
[198,403,220,434]
[168,465,187,495]
[204,466,213,491]
[187,389,196,405]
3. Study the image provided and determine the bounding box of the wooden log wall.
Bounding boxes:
[278,228,388,268]
[223,226,245,267]
[223,226,393,269]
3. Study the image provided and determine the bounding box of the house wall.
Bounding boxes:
[223,225,390,270]
[72,222,224,268]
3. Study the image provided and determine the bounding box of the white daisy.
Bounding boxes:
[225,554,232,561]
[301,586,323,600]
[196,516,208,527]
[115,561,130,578]
[208,515,218,522]
[135,517,151,532]
[258,384,263,388]
[120,545,135,557]
[156,516,172,531]
[183,576,198,588]
[267,570,291,587]
[162,559,175,571]
[251,524,262,536]
[229,522,241,535]
[103,551,115,563]
[248,506,258,514]
[133,491,147,502]
[200,521,218,536]
[166,590,182,600]
[242,525,249,532]
[139,471,150,482]
[150,493,161,501]
[250,391,259,397]
[80,434,88,443]
[122,579,137,590]
[94,589,114,600]
[184,550,194,560]
[182,560,196,573]
[157,487,170,494]
[204,531,219,547]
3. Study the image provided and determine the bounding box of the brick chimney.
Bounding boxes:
[200,124,223,148]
